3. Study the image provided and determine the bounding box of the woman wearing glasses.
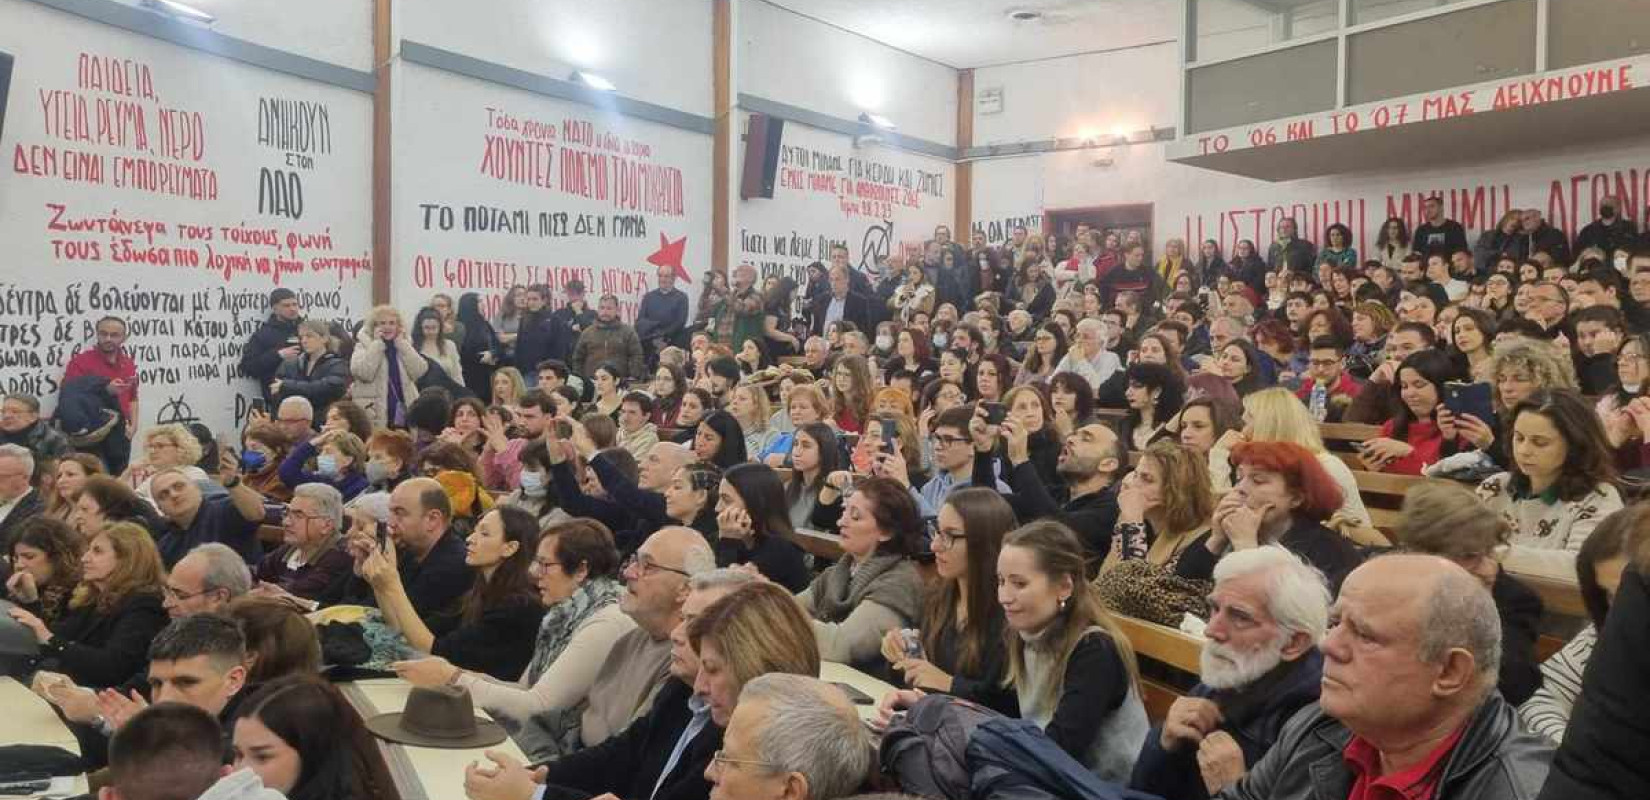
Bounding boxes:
[251,483,355,606]
[879,488,1015,712]
[391,519,626,761]
[363,506,544,681]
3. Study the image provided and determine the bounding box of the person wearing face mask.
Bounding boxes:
[1575,194,1639,264]
[1176,441,1363,595]
[499,438,572,531]
[357,430,415,499]
[277,429,370,502]
[236,424,295,503]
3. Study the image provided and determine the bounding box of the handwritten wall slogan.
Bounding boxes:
[736,113,953,287]
[393,64,711,323]
[1,2,373,435]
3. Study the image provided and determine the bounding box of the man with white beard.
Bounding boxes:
[1130,546,1330,800]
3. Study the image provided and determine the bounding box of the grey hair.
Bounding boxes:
[185,543,252,599]
[1212,545,1331,645]
[277,395,314,420]
[297,318,331,340]
[739,674,873,800]
[0,444,34,479]
[1417,564,1502,691]
[1074,317,1104,336]
[291,482,344,530]
[681,539,716,576]
[687,567,757,593]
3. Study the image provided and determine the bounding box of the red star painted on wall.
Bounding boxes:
[647,232,691,284]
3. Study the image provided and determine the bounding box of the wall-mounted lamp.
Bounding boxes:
[572,70,617,92]
[858,112,896,130]
[139,0,215,24]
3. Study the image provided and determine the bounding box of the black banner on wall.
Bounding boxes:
[0,51,12,144]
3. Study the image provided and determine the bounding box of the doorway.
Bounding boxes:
[1044,203,1154,259]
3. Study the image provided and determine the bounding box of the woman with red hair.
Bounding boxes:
[1175,440,1364,593]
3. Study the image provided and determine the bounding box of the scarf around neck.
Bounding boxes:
[526,576,623,685]
[809,552,921,626]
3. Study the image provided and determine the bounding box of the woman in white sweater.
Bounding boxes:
[1476,390,1623,583]
[349,305,428,429]
[391,518,630,762]
[1208,388,1371,526]
[1519,503,1638,742]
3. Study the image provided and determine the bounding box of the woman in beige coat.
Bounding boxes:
[350,305,428,429]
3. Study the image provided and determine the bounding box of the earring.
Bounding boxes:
[1058,596,1068,612]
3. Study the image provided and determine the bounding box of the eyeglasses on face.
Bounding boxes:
[623,553,689,578]
[709,750,780,774]
[931,434,970,449]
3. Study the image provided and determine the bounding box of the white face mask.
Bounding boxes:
[933,333,949,349]
[875,335,893,351]
[519,470,547,496]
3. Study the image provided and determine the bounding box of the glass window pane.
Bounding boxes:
[1352,0,1475,26]
[1194,0,1339,64]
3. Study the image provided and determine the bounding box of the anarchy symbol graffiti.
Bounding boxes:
[156,394,200,426]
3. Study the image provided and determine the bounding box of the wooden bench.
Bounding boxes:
[1114,615,1204,723]
[1321,422,1382,469]
[257,524,287,546]
[789,528,846,562]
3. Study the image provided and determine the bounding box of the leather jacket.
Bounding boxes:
[1219,694,1552,800]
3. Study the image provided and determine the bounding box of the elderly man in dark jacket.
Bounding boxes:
[1132,546,1328,800]
[238,288,303,404]
[1217,555,1552,800]
[1,394,72,462]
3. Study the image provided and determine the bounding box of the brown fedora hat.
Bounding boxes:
[364,685,507,749]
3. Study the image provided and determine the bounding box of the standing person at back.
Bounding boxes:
[573,294,646,380]
[64,315,141,439]
[1411,195,1469,259]
[550,280,597,363]
[239,289,304,406]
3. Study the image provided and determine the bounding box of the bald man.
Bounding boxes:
[549,433,695,553]
[1217,555,1552,800]
[346,477,471,618]
[579,526,716,747]
[981,421,1123,578]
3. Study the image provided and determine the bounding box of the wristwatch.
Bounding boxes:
[223,476,242,489]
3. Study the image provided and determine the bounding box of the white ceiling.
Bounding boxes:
[759,0,1183,69]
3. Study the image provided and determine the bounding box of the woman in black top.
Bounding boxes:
[713,463,810,591]
[881,488,1014,713]
[692,410,748,469]
[457,292,504,401]
[357,506,544,681]
[8,522,167,688]
[1176,440,1362,594]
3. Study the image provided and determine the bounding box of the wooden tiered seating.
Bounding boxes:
[1114,615,1204,722]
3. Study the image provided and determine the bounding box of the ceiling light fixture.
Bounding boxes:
[859,112,896,130]
[139,0,215,24]
[571,70,617,92]
[1007,9,1043,21]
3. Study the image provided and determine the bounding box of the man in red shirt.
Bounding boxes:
[1214,555,1552,800]
[63,316,140,436]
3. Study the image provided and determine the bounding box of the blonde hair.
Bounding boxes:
[71,522,165,612]
[688,582,820,690]
[732,383,772,431]
[1397,482,1510,559]
[787,384,829,420]
[1243,388,1327,453]
[367,304,404,330]
[145,424,203,465]
[1488,339,1577,411]
[491,367,526,405]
